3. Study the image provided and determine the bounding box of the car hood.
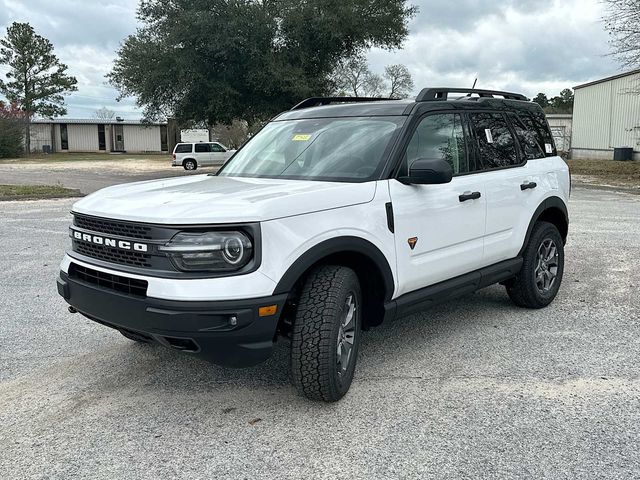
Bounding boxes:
[72,175,377,224]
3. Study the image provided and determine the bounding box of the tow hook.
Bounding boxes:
[68,306,78,314]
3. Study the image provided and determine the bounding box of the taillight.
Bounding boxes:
[172,153,176,159]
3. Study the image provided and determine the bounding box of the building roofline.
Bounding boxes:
[30,118,167,126]
[574,69,640,90]
[545,113,572,118]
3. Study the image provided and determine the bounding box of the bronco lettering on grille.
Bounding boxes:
[72,229,148,252]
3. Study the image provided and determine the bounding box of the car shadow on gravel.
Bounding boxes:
[71,285,523,399]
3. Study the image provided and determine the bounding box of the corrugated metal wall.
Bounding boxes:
[573,72,640,155]
[29,124,53,153]
[123,125,161,152]
[68,124,100,151]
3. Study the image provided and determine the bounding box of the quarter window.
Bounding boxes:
[469,113,519,169]
[404,113,468,175]
[509,113,545,160]
[174,144,192,153]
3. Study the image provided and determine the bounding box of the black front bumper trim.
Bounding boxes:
[58,271,288,368]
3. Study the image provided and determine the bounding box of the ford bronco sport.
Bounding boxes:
[57,88,570,402]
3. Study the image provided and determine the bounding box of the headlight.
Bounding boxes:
[159,231,253,272]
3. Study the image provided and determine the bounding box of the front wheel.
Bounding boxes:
[290,265,362,402]
[183,159,197,170]
[507,221,565,308]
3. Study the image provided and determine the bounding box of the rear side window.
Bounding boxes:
[195,143,211,153]
[517,110,556,157]
[469,113,519,169]
[175,144,192,153]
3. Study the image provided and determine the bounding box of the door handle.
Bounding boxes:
[520,181,537,191]
[459,191,481,202]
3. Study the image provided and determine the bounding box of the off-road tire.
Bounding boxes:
[183,159,197,170]
[507,221,564,308]
[290,265,362,402]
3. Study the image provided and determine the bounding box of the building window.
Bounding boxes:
[160,125,168,152]
[60,124,69,150]
[98,124,106,151]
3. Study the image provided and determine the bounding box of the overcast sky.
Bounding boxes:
[0,0,622,119]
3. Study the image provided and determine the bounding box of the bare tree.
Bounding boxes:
[384,64,414,99]
[94,106,116,120]
[603,0,640,67]
[211,119,250,149]
[331,55,385,97]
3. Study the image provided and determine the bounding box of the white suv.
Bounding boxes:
[171,142,236,170]
[58,89,570,402]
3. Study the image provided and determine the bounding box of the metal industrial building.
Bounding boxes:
[29,118,173,154]
[572,69,640,160]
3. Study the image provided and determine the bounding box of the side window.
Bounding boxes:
[194,143,211,153]
[211,143,226,152]
[404,113,468,175]
[175,144,192,153]
[509,113,545,160]
[469,113,519,169]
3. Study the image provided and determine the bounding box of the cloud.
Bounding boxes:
[369,0,621,98]
[0,0,626,117]
[0,0,140,118]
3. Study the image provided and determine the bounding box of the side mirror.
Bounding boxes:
[398,158,453,185]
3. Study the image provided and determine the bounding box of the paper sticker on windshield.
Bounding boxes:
[484,129,494,144]
[545,143,553,154]
[292,134,312,141]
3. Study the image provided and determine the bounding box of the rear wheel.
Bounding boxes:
[507,221,564,308]
[290,265,362,402]
[183,159,197,170]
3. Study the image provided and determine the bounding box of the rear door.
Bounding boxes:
[194,142,213,165]
[472,111,548,265]
[389,112,487,297]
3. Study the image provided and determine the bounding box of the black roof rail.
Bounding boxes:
[291,96,395,110]
[416,88,529,102]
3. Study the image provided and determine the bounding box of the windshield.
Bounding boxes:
[217,116,405,182]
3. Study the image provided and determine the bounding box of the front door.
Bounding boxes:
[389,112,486,297]
[210,142,229,166]
[113,124,125,151]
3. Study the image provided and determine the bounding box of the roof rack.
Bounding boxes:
[416,88,528,102]
[290,96,395,111]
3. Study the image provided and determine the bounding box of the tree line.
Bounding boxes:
[1,0,639,157]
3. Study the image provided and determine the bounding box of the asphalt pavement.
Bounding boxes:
[0,187,639,479]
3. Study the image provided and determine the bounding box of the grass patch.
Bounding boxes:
[566,159,640,187]
[0,184,82,201]
[0,152,167,164]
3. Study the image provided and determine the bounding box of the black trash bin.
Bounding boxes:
[613,147,633,161]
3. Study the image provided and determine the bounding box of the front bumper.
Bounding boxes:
[57,271,288,367]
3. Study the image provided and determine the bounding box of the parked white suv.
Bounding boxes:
[58,89,570,402]
[171,142,236,170]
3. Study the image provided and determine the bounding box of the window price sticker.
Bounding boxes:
[485,129,494,144]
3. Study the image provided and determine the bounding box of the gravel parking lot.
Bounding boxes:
[1,187,639,479]
[0,157,203,194]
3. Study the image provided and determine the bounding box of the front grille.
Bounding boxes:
[74,214,153,240]
[74,241,153,268]
[69,263,148,297]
